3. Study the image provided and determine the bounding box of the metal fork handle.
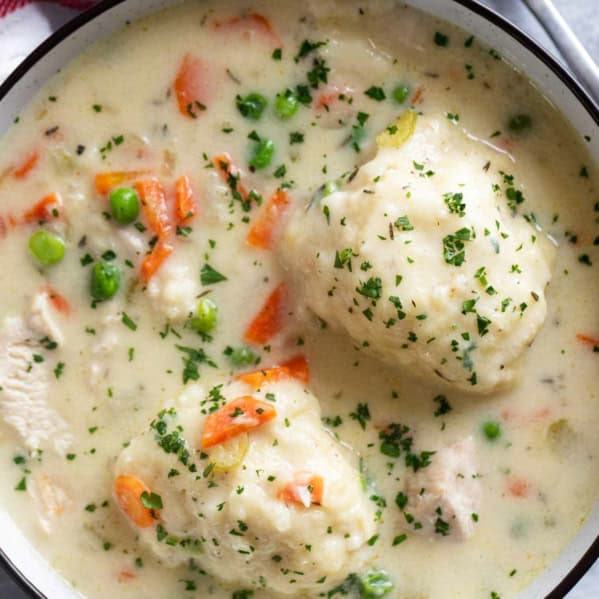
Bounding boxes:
[523,0,599,104]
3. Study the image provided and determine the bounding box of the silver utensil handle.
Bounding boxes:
[524,0,599,104]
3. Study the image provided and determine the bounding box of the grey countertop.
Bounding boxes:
[0,0,597,597]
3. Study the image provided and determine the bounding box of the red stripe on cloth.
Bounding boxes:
[0,0,97,18]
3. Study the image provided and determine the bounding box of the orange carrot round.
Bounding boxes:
[21,193,63,225]
[94,170,149,195]
[243,284,286,345]
[246,189,290,250]
[174,175,197,224]
[13,150,39,179]
[114,475,156,528]
[140,238,174,283]
[135,178,172,240]
[278,472,324,507]
[201,396,277,448]
[174,54,209,119]
[213,13,282,47]
[43,286,71,315]
[235,356,309,388]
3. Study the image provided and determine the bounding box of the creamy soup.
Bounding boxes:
[0,1,598,598]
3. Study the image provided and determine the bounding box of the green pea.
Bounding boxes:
[357,569,394,599]
[190,298,218,334]
[228,346,258,367]
[109,187,140,224]
[392,84,411,104]
[274,90,299,120]
[28,230,65,266]
[482,420,501,441]
[322,180,341,197]
[249,137,275,170]
[508,114,532,132]
[90,261,121,301]
[236,93,268,120]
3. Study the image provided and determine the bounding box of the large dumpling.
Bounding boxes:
[113,367,377,594]
[280,113,555,393]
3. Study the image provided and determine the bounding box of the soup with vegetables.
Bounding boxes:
[0,1,598,598]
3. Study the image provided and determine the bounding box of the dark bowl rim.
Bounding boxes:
[0,0,597,597]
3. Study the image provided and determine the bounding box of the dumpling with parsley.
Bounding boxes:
[280,112,555,393]
[112,364,377,594]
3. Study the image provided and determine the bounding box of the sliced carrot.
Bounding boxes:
[278,472,324,507]
[13,150,39,179]
[280,355,310,384]
[135,179,172,240]
[114,475,157,528]
[244,284,286,345]
[410,85,425,105]
[235,366,291,387]
[246,189,290,249]
[576,333,599,349]
[315,85,354,110]
[22,192,63,225]
[214,13,282,47]
[43,286,71,315]
[117,570,136,583]
[140,238,174,283]
[174,54,209,119]
[201,396,277,448]
[95,170,149,195]
[213,153,249,203]
[236,356,310,387]
[174,175,197,224]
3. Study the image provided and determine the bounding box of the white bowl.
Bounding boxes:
[0,1,597,597]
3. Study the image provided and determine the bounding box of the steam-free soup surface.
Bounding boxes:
[0,1,598,598]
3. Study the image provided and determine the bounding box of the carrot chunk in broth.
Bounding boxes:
[174,54,209,119]
[94,170,149,195]
[213,153,249,203]
[22,192,63,224]
[174,175,197,224]
[140,238,174,283]
[244,284,286,345]
[114,475,157,528]
[201,396,277,448]
[246,189,290,249]
[235,356,309,388]
[13,150,39,179]
[135,178,172,240]
[214,13,282,47]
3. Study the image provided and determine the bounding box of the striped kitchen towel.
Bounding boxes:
[0,0,98,83]
[0,0,96,18]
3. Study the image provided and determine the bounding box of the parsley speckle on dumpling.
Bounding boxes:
[281,112,555,392]
[114,370,377,594]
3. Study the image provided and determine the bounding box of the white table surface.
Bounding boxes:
[0,0,597,597]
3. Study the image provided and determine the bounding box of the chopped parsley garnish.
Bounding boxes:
[200,263,227,285]
[121,312,137,331]
[433,395,452,417]
[295,39,327,61]
[434,32,449,47]
[444,192,466,216]
[394,215,414,231]
[364,86,386,101]
[349,403,371,430]
[357,277,382,299]
[140,491,163,511]
[379,423,435,471]
[442,228,472,266]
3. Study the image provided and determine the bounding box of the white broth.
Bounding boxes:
[0,1,598,598]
